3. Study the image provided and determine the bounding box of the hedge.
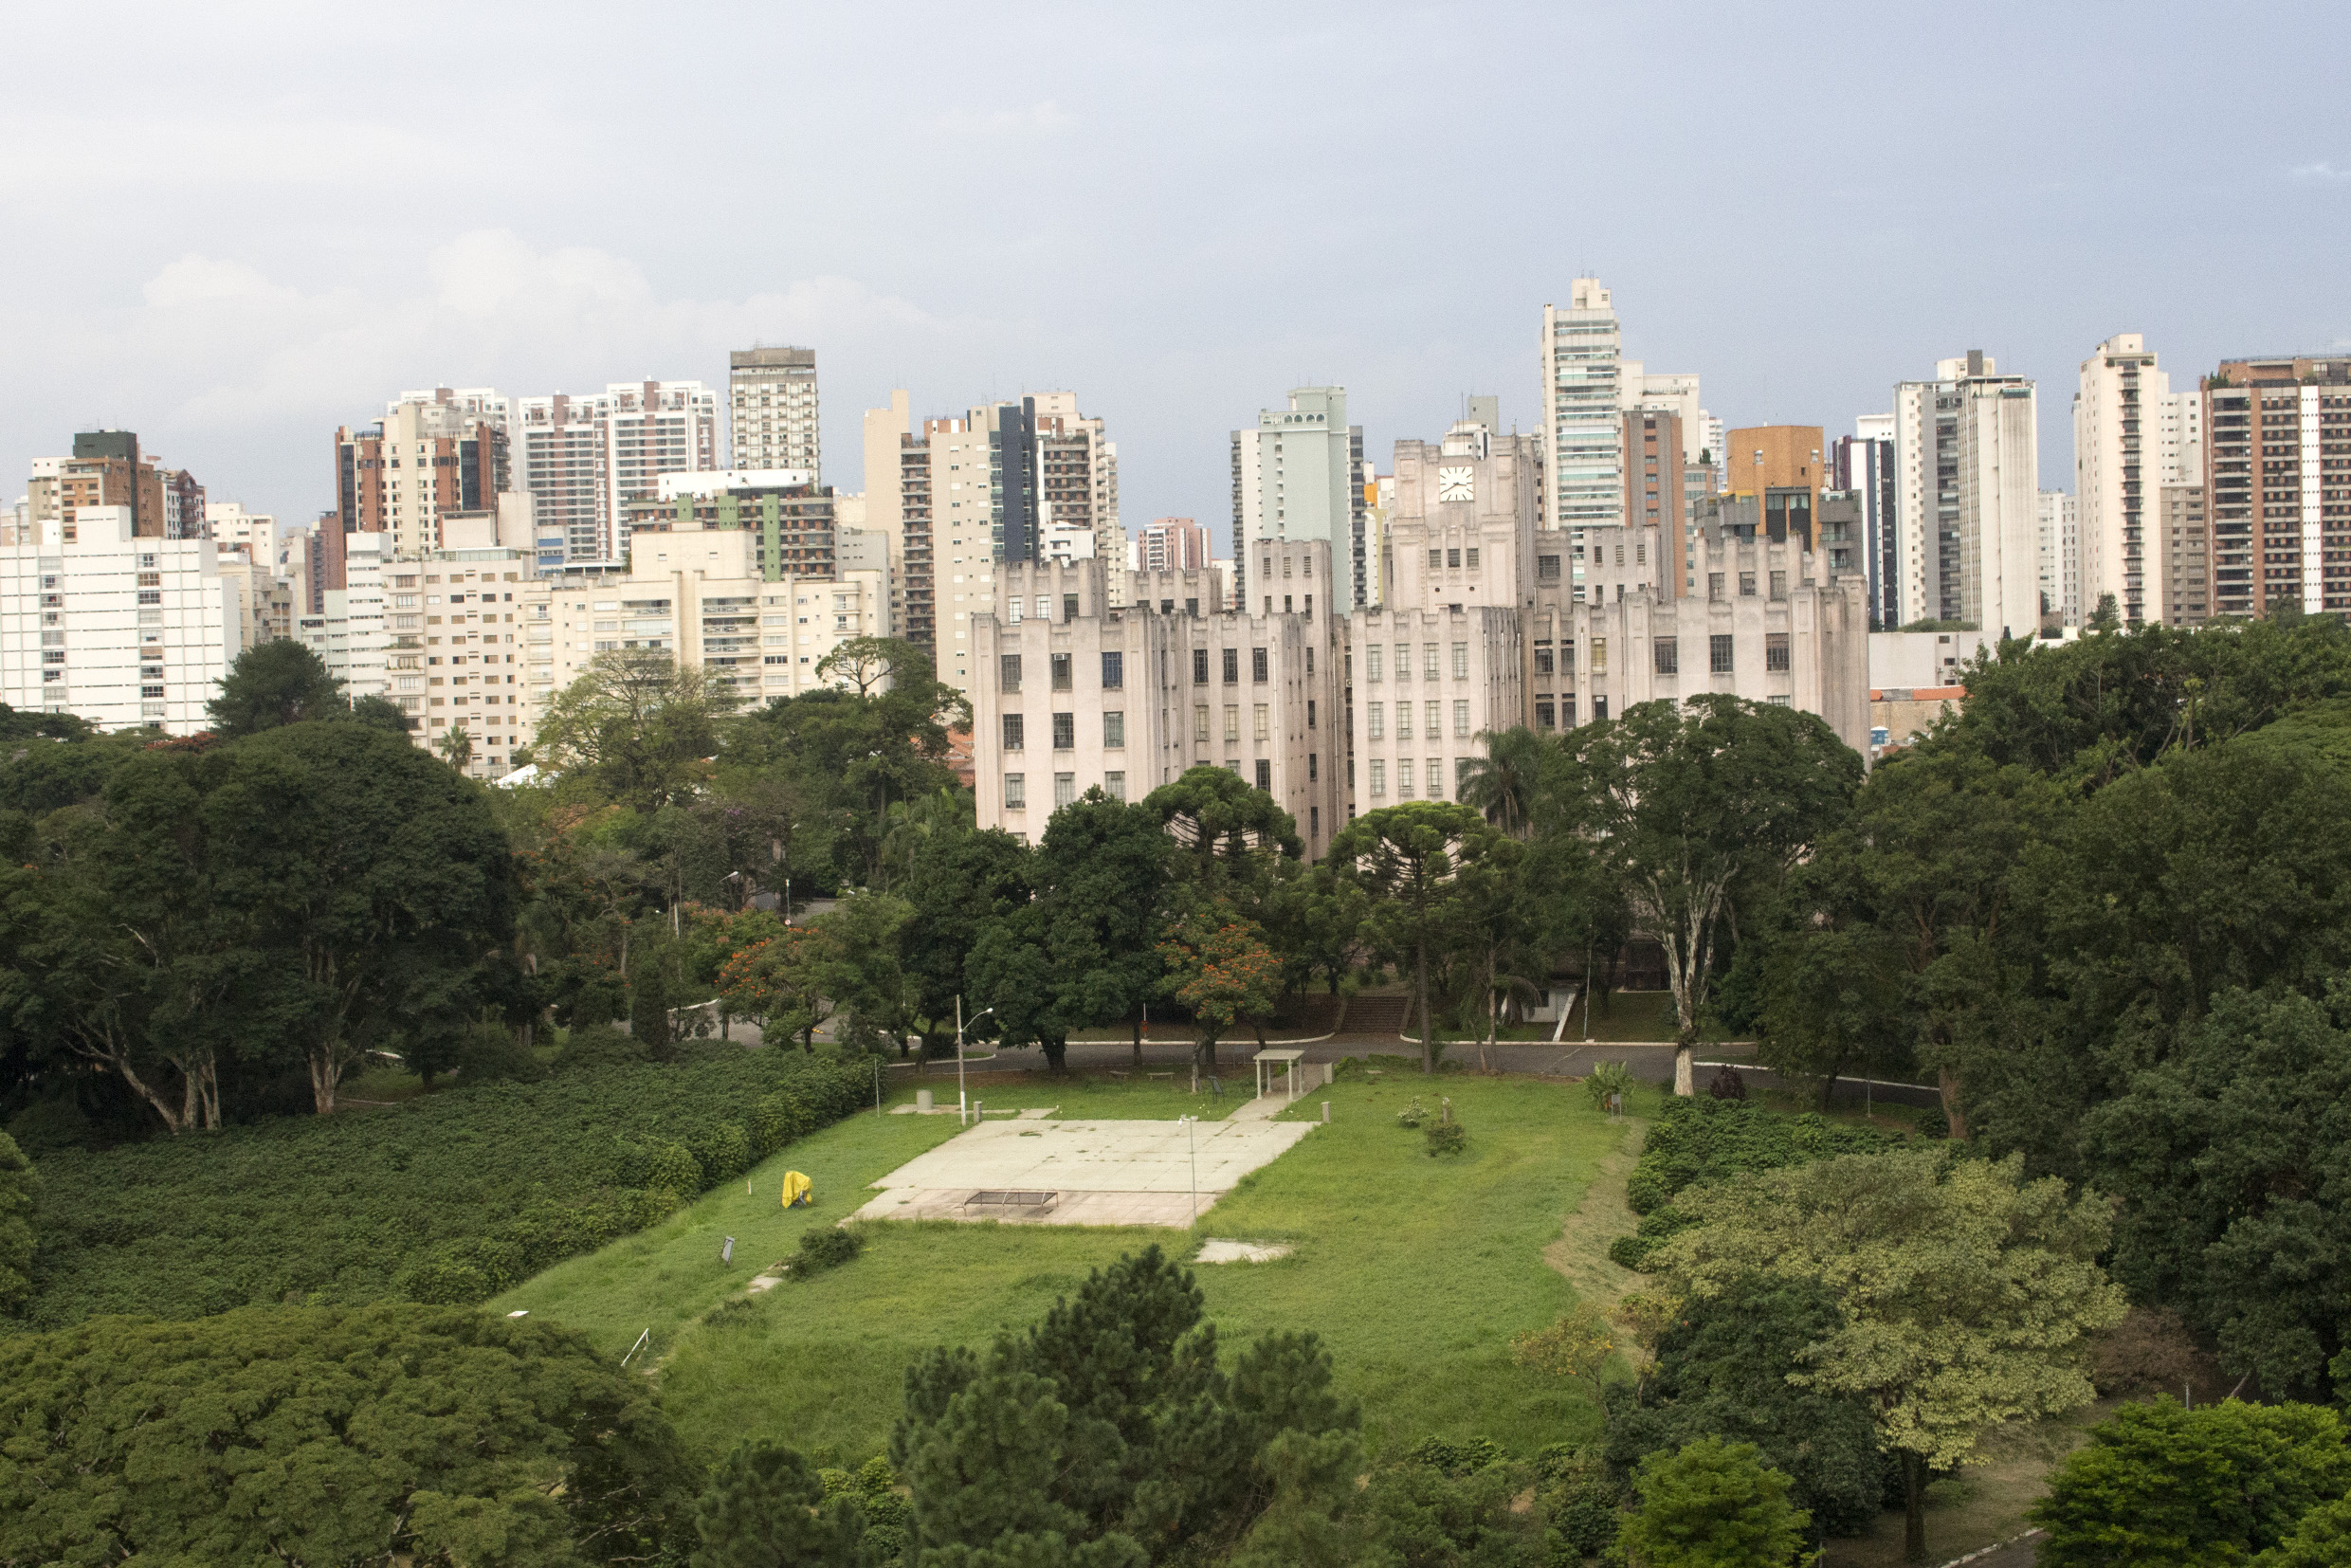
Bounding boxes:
[1612,1099,1893,1270]
[16,1048,868,1328]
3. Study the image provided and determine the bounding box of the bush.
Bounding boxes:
[1395,1097,1428,1129]
[459,1023,546,1085]
[630,961,673,1061]
[1583,1060,1633,1110]
[557,1022,647,1073]
[1425,1121,1467,1158]
[1704,1064,1746,1101]
[793,1225,864,1279]
[1533,1446,1623,1558]
[21,1051,869,1326]
[1624,1098,1891,1216]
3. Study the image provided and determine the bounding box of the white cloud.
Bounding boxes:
[2289,160,2351,183]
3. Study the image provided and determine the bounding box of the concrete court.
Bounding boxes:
[851,1104,1315,1229]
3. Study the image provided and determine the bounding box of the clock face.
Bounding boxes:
[1437,465,1474,502]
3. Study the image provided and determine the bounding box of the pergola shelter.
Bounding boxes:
[1253,1048,1306,1104]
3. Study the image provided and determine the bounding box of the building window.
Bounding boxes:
[1005,773,1026,809]
[1101,650,1123,688]
[1426,700,1442,738]
[1450,643,1467,679]
[1536,700,1556,730]
[1051,652,1072,691]
[1193,647,1209,684]
[1003,713,1025,750]
[1397,758,1413,797]
[1255,758,1272,791]
[1306,699,1316,729]
[1653,637,1678,675]
[1591,638,1608,674]
[1104,711,1125,748]
[1769,570,1788,601]
[1708,572,1724,602]
[1466,548,1480,570]
[1535,643,1554,675]
[1739,572,1757,596]
[1396,702,1413,740]
[1710,634,1735,674]
[1251,647,1268,682]
[1308,752,1318,782]
[1538,554,1560,581]
[1453,700,1470,738]
[1561,696,1576,726]
[1445,547,1461,569]
[1367,645,1383,682]
[140,684,165,699]
[1253,703,1269,739]
[1219,647,1237,683]
[1001,653,1022,692]
[1310,804,1320,834]
[1194,703,1210,740]
[1424,644,1440,679]
[1062,593,1079,622]
[1428,548,1443,571]
[1054,772,1076,807]
[1370,757,1386,795]
[1455,757,1472,797]
[1052,712,1074,750]
[1395,644,1412,682]
[1224,704,1240,741]
[1369,702,1385,739]
[1105,770,1126,801]
[1426,757,1444,799]
[1766,632,1792,671]
[1594,696,1609,721]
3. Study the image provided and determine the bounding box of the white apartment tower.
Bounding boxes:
[1892,353,2041,638]
[729,347,820,481]
[1230,388,1366,611]
[1540,279,1625,538]
[2036,490,2081,627]
[2074,334,2203,626]
[511,381,720,566]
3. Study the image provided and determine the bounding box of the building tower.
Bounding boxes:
[1230,388,1360,610]
[1539,280,1626,565]
[729,346,820,481]
[2202,355,2351,619]
[1892,353,2040,638]
[2074,334,2203,626]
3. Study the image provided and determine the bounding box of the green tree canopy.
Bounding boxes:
[1617,1437,1812,1568]
[535,649,740,812]
[691,1440,866,1568]
[2032,1398,2351,1568]
[0,1130,34,1314]
[1650,1147,2126,1561]
[1328,800,1512,1074]
[1548,693,1863,1093]
[205,638,352,737]
[1144,764,1303,922]
[0,1303,695,1565]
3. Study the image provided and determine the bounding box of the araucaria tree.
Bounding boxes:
[533,649,740,811]
[1651,1147,2126,1562]
[1328,800,1511,1074]
[1553,693,1862,1094]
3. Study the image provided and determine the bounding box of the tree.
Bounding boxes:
[0,1131,33,1315]
[205,639,349,737]
[1552,694,1863,1094]
[437,720,475,771]
[1328,801,1510,1074]
[2081,983,2351,1397]
[2032,1399,2351,1568]
[1157,903,1284,1071]
[630,949,673,1060]
[0,1303,695,1565]
[900,825,1033,1058]
[721,925,838,1049]
[1617,1438,1812,1568]
[692,1440,866,1568]
[536,649,740,812]
[1605,1275,1886,1539]
[994,789,1170,1067]
[1144,764,1303,924]
[1650,1148,2126,1562]
[1457,725,1549,838]
[814,634,931,699]
[2261,1498,2351,1568]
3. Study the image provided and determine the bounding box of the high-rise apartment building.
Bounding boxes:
[1139,518,1209,573]
[728,347,820,481]
[1892,353,2040,637]
[1724,427,1827,547]
[0,506,245,733]
[2158,483,2210,626]
[23,432,200,544]
[2036,491,2080,628]
[1833,416,1898,628]
[620,470,837,580]
[1540,279,1625,538]
[510,380,720,566]
[206,501,277,561]
[334,388,510,561]
[1624,410,1690,594]
[2074,335,2204,626]
[1230,388,1364,608]
[2202,356,2351,618]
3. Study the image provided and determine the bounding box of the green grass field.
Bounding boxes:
[494,1068,1642,1469]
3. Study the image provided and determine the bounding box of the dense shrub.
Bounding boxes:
[21,1049,867,1326]
[557,1021,647,1072]
[1425,1121,1467,1158]
[793,1224,864,1279]
[1625,1098,1892,1216]
[458,1022,546,1085]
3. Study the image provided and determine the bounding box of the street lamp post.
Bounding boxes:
[1179,1115,1199,1229]
[956,995,994,1125]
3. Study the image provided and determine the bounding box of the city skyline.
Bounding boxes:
[2,5,2346,540]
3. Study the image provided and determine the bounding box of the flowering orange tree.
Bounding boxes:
[1157,903,1282,1071]
[718,925,836,1049]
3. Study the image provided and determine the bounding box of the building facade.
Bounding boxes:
[2073,335,2204,626]
[510,380,720,566]
[1893,353,2040,637]
[728,347,820,481]
[2158,483,2210,626]
[0,507,242,733]
[2036,490,2081,628]
[2202,356,2351,619]
[334,388,510,560]
[1139,517,1209,573]
[1540,278,1625,538]
[1833,417,1898,627]
[1230,388,1364,610]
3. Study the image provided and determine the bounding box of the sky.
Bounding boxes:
[6,1,2349,553]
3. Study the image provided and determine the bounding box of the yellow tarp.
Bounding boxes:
[781,1171,812,1208]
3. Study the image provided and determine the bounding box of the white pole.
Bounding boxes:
[957,994,967,1125]
[1184,1115,1198,1229]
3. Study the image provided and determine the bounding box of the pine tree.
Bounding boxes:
[630,954,672,1061]
[691,1440,865,1568]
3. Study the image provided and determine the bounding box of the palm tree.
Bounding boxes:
[436,723,475,773]
[1457,726,1550,838]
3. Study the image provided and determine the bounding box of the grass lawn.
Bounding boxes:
[497,1069,1640,1470]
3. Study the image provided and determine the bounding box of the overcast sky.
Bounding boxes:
[8,2,2348,551]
